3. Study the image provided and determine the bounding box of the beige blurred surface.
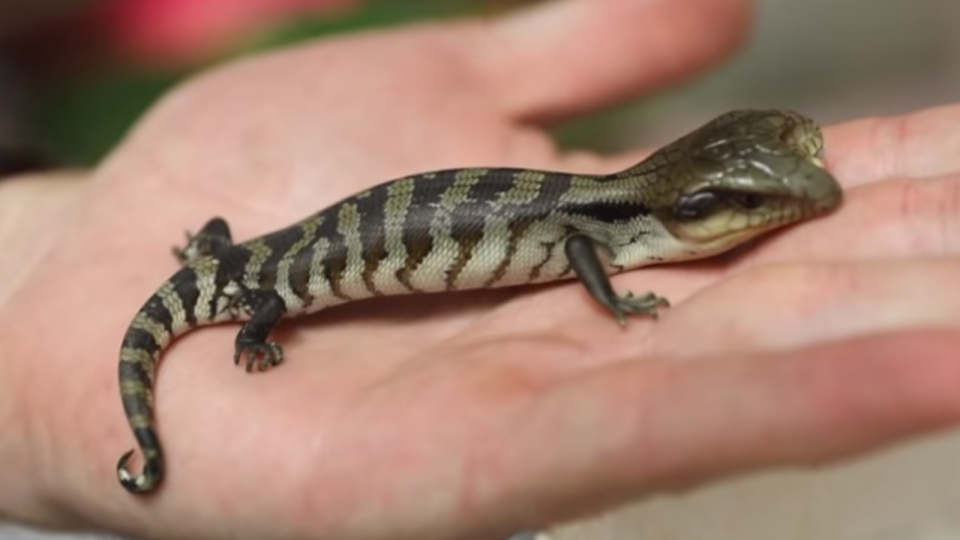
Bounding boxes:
[3,0,959,539]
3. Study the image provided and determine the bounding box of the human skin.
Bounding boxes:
[2,0,960,539]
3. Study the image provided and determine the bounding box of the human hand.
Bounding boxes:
[2,0,960,539]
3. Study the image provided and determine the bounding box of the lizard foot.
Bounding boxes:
[611,291,670,326]
[234,342,284,373]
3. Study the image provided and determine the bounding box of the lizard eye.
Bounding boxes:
[673,191,719,220]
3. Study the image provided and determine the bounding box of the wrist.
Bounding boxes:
[0,171,89,526]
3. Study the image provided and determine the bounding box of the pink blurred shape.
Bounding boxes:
[101,0,357,63]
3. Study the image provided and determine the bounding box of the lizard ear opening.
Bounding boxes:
[726,191,765,210]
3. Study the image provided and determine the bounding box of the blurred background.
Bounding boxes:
[2,0,959,539]
[1,0,958,170]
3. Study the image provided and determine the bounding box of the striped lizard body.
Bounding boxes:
[117,109,843,493]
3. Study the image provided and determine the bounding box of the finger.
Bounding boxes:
[477,0,753,121]
[586,102,960,187]
[655,258,960,358]
[496,330,960,529]
[825,102,960,186]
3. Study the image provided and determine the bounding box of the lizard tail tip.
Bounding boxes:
[117,449,163,494]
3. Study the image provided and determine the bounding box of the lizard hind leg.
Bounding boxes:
[173,217,234,265]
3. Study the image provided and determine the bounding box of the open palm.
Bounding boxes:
[3,2,960,540]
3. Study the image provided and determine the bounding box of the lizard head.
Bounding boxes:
[651,109,843,255]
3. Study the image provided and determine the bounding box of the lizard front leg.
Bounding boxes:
[173,217,234,264]
[234,290,287,373]
[563,233,669,326]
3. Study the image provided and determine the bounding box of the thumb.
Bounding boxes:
[475,0,754,122]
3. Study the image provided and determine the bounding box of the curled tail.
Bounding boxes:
[116,268,200,493]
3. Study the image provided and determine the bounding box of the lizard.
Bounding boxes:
[116,109,843,494]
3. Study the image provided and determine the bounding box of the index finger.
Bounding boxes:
[825,103,960,186]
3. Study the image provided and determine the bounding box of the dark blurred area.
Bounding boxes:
[0,0,96,160]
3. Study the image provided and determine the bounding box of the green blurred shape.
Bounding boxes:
[31,70,184,166]
[250,0,480,48]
